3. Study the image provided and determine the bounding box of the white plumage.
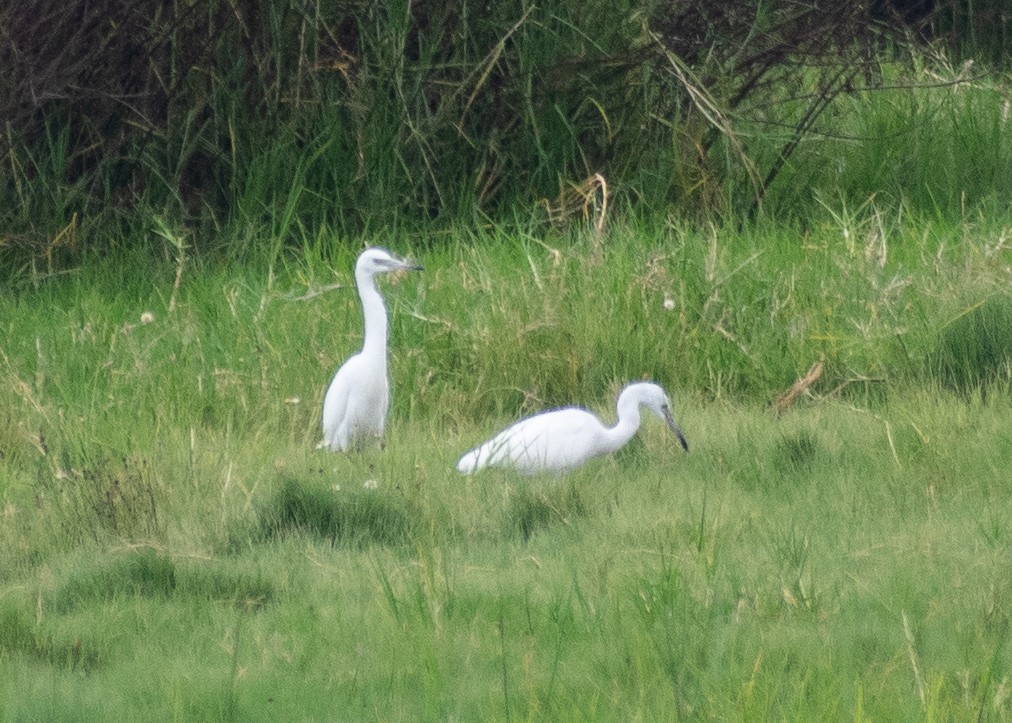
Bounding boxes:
[320,248,422,452]
[457,382,688,475]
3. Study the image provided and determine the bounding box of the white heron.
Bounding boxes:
[320,247,422,452]
[456,382,688,475]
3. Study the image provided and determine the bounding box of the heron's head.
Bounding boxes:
[356,247,424,277]
[625,382,689,452]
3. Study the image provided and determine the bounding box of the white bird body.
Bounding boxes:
[322,352,388,451]
[321,248,421,452]
[457,382,688,475]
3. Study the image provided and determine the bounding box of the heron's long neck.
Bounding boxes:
[358,272,388,362]
[600,403,642,454]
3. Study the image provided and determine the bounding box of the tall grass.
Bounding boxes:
[2,207,1010,460]
[3,1,1011,269]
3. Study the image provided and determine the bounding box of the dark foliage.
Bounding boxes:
[881,0,1012,64]
[650,2,891,213]
[0,0,1005,258]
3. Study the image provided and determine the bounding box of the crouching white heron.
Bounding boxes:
[456,382,688,475]
[320,247,422,452]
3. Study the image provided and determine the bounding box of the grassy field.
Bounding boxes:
[1,216,1011,719]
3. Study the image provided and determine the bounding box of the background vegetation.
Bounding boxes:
[2,0,1012,719]
[2,0,1011,265]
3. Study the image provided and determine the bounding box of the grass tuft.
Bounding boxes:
[773,430,821,472]
[929,296,1012,394]
[49,548,276,616]
[36,455,162,544]
[255,475,416,548]
[51,548,177,613]
[0,600,102,672]
[505,484,588,542]
[176,562,276,611]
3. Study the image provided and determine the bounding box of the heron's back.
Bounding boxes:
[458,407,604,475]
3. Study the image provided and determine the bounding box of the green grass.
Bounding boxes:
[930,295,1012,394]
[2,218,1012,718]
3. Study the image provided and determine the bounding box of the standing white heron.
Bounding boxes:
[320,247,422,452]
[456,382,688,475]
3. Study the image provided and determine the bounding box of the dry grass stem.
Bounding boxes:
[772,355,825,413]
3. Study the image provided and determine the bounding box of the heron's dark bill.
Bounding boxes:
[662,407,689,452]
